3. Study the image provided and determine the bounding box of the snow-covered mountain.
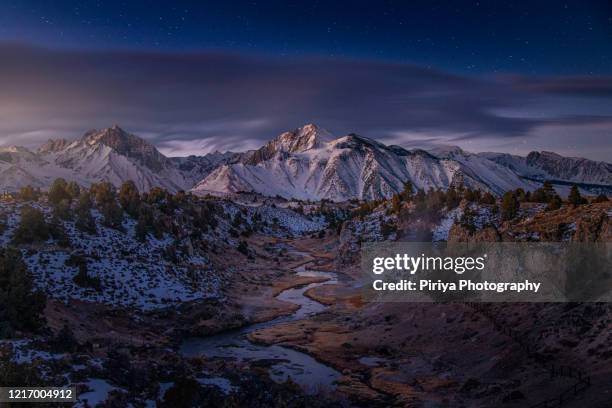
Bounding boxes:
[169,151,239,188]
[0,126,228,193]
[1,124,610,200]
[481,151,612,186]
[191,124,541,200]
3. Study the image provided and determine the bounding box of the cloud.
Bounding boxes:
[0,43,610,160]
[508,75,612,97]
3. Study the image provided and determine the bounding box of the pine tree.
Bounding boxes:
[101,200,124,229]
[237,240,248,255]
[18,185,39,202]
[91,182,123,229]
[546,195,562,211]
[73,263,101,291]
[463,188,475,202]
[531,181,557,203]
[514,188,527,202]
[391,194,402,214]
[12,206,49,244]
[48,216,71,247]
[413,189,426,212]
[445,187,460,209]
[135,213,148,242]
[135,204,156,241]
[542,181,556,200]
[480,192,496,205]
[568,185,584,207]
[66,181,81,199]
[75,191,96,234]
[119,180,141,217]
[0,248,46,336]
[52,198,72,220]
[400,181,414,201]
[90,181,114,205]
[501,191,519,221]
[48,178,70,205]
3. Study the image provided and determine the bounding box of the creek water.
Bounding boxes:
[180,255,341,392]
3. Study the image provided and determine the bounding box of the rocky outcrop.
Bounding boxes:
[448,224,501,243]
[451,202,611,243]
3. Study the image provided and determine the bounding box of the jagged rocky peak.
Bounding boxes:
[246,124,334,165]
[37,138,70,154]
[526,151,563,163]
[526,150,612,184]
[274,123,334,153]
[330,133,387,150]
[82,125,142,147]
[80,125,168,172]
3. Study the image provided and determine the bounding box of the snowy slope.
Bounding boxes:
[481,151,612,185]
[192,125,541,201]
[0,126,239,194]
[0,194,326,309]
[0,126,194,193]
[0,201,220,310]
[1,124,609,200]
[170,151,238,188]
[41,126,190,192]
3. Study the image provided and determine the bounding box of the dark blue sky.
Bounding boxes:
[2,0,610,74]
[0,1,611,160]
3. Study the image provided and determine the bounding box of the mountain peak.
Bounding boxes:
[37,138,70,154]
[274,123,334,153]
[527,151,563,160]
[244,124,334,165]
[82,125,132,145]
[80,126,168,172]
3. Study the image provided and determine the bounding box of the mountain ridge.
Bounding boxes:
[1,124,610,200]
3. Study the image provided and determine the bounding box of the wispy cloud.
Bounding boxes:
[0,43,610,160]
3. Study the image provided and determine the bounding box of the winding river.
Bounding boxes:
[180,252,341,392]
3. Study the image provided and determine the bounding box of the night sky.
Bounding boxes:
[1,0,611,160]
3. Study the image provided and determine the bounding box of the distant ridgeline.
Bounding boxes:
[1,124,610,201]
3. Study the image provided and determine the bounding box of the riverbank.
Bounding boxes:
[179,245,345,395]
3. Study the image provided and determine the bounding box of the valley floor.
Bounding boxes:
[247,236,612,407]
[2,200,611,407]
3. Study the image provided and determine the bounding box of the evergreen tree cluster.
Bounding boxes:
[90,181,124,229]
[353,181,499,224]
[0,248,46,337]
[17,185,41,201]
[66,254,101,291]
[12,205,49,245]
[500,191,519,221]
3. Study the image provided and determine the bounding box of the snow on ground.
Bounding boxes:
[518,203,547,220]
[220,200,326,236]
[0,197,324,311]
[10,344,65,364]
[0,339,59,365]
[158,382,174,399]
[469,204,499,230]
[197,376,238,395]
[432,206,463,242]
[0,201,221,310]
[341,206,395,249]
[76,379,121,408]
